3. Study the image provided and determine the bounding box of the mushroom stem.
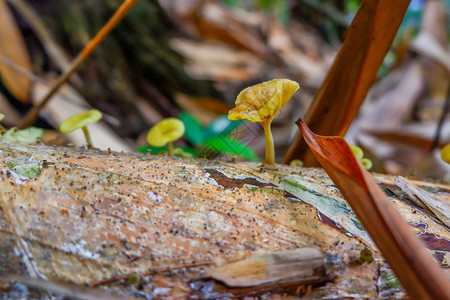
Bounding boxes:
[262,121,275,166]
[82,126,93,149]
[167,141,174,156]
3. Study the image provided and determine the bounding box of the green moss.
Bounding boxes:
[380,269,402,290]
[359,248,374,263]
[128,273,141,285]
[6,156,41,179]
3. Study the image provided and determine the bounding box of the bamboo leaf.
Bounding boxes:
[296,118,450,300]
[284,0,410,165]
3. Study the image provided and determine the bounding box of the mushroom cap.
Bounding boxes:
[361,158,373,170]
[441,144,450,164]
[59,109,103,134]
[349,145,364,160]
[228,79,299,124]
[0,113,4,122]
[147,117,185,147]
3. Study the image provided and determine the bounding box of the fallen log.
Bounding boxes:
[0,142,448,298]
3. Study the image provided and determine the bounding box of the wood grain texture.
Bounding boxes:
[0,142,448,298]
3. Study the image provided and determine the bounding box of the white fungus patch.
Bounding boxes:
[147,191,163,202]
[60,241,100,260]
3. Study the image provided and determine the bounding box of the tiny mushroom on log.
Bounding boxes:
[441,144,450,164]
[350,144,372,170]
[0,113,5,132]
[147,117,185,156]
[228,79,299,166]
[59,109,102,148]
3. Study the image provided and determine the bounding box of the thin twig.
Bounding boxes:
[89,260,213,287]
[19,0,138,129]
[0,55,46,84]
[0,55,91,106]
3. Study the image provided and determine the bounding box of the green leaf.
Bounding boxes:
[0,127,43,143]
[203,136,259,161]
[178,112,205,145]
[204,115,244,140]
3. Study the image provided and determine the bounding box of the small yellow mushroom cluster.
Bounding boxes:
[349,144,372,170]
[290,159,304,167]
[0,113,5,132]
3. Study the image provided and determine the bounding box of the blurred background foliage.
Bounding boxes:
[0,0,448,179]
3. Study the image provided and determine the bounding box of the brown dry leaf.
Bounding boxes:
[7,0,82,86]
[205,248,326,288]
[297,119,450,300]
[175,93,222,125]
[267,21,325,85]
[186,1,266,56]
[366,127,448,150]
[171,38,263,81]
[394,176,450,229]
[411,32,450,72]
[365,62,425,126]
[284,0,411,165]
[0,0,32,102]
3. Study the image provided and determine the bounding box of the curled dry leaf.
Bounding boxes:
[297,119,450,300]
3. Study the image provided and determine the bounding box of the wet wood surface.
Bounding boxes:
[0,142,449,298]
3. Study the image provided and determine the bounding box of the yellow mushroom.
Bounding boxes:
[59,109,102,148]
[147,118,185,156]
[361,158,373,170]
[441,144,450,164]
[0,113,5,132]
[290,159,304,167]
[349,144,372,170]
[228,79,299,166]
[349,144,364,160]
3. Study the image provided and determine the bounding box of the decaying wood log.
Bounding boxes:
[0,142,449,298]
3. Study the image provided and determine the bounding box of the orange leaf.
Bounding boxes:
[284,0,410,165]
[297,119,450,300]
[0,0,32,102]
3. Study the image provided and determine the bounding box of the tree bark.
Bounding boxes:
[0,142,449,298]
